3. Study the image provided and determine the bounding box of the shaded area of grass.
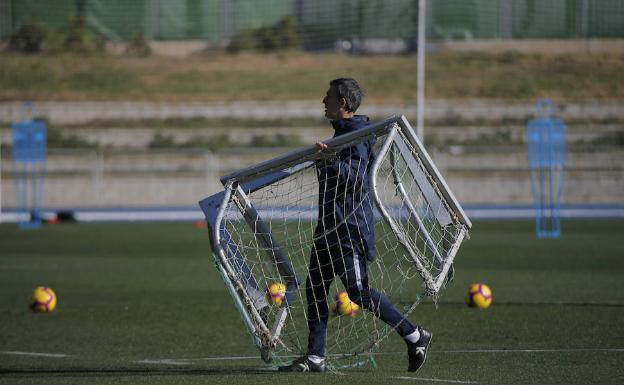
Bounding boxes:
[1,52,623,102]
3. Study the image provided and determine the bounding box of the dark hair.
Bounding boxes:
[329,78,363,113]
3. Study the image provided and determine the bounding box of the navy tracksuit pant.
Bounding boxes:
[306,245,417,357]
[306,115,417,357]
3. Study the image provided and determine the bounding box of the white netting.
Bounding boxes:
[211,117,469,368]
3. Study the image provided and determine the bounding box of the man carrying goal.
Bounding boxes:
[279,78,432,373]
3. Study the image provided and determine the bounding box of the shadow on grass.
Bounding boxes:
[0,367,273,378]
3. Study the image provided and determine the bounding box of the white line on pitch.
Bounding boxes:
[1,351,69,358]
[437,348,624,354]
[134,347,624,365]
[134,356,263,365]
[394,376,478,384]
[135,359,192,366]
[372,347,624,356]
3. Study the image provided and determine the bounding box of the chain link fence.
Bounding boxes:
[2,0,623,45]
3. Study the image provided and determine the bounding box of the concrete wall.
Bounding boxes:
[2,100,624,126]
[1,101,621,208]
[1,147,622,208]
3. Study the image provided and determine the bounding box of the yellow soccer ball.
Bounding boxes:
[266,282,286,306]
[30,287,57,313]
[466,283,492,309]
[332,290,360,317]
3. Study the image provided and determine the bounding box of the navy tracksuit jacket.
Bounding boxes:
[306,115,416,357]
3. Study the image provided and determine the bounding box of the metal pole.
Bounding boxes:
[151,0,161,40]
[416,0,426,142]
[222,0,233,40]
[579,0,590,53]
[0,134,2,223]
[577,0,589,38]
[500,0,513,39]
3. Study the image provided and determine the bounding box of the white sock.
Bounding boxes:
[404,329,421,343]
[308,355,325,364]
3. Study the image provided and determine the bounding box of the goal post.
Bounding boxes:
[199,115,471,367]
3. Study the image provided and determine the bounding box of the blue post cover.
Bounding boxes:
[527,99,566,238]
[11,104,47,229]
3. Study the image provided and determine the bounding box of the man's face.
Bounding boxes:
[322,86,343,120]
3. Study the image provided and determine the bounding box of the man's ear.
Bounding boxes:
[339,97,348,110]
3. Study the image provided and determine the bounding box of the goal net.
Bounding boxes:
[199,115,471,368]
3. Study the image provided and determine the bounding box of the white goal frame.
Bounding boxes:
[199,115,471,363]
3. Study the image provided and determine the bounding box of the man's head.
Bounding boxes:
[323,78,363,120]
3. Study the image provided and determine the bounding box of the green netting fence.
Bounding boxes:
[1,0,623,46]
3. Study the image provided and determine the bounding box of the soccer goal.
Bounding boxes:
[199,115,471,368]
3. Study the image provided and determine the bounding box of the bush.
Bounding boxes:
[8,19,47,53]
[226,29,257,53]
[125,31,151,57]
[62,15,103,53]
[227,16,302,53]
[272,16,302,51]
[148,132,176,148]
[250,134,302,147]
[183,135,232,152]
[7,13,104,55]
[43,119,98,148]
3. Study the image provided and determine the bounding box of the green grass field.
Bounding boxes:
[1,220,623,384]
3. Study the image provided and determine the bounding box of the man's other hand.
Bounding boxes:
[316,142,328,151]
